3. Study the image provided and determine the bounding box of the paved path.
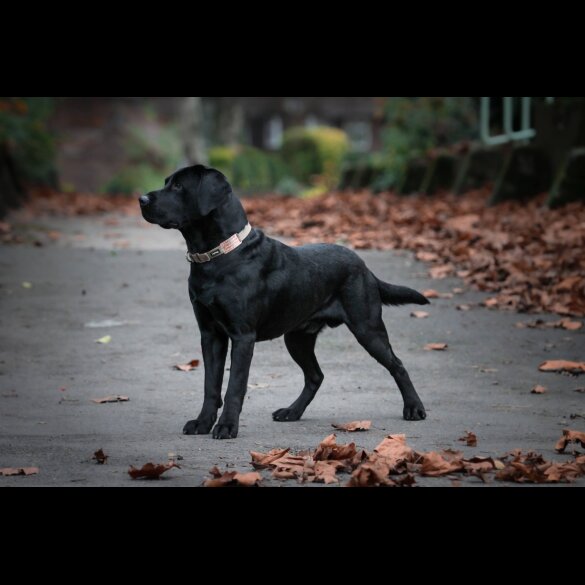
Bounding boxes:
[1,212,583,486]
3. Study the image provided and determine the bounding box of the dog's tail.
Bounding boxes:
[377,279,430,306]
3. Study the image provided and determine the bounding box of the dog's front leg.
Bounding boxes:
[183,330,228,435]
[212,334,255,440]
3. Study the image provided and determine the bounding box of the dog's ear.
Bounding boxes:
[196,168,232,216]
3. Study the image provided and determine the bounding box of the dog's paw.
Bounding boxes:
[272,408,302,422]
[212,422,238,440]
[403,403,427,421]
[183,418,215,435]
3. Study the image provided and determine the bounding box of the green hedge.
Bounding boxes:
[282,126,349,189]
[209,146,289,194]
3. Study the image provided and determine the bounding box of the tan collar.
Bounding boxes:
[186,223,252,264]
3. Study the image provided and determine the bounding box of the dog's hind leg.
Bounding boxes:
[273,331,324,422]
[342,275,426,421]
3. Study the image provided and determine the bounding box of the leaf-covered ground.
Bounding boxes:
[244,189,585,317]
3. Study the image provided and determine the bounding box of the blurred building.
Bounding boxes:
[237,97,385,151]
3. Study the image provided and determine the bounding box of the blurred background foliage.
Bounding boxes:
[1,97,584,211]
[0,97,56,184]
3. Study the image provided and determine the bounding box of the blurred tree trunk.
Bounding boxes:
[217,97,244,146]
[179,97,208,165]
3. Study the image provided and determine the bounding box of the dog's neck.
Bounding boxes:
[180,193,249,253]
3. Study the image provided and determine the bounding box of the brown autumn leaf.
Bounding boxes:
[331,420,372,432]
[204,467,263,487]
[555,429,585,453]
[458,431,478,447]
[420,452,465,477]
[531,385,547,394]
[174,359,200,372]
[429,265,454,280]
[410,311,429,319]
[250,448,290,469]
[91,395,129,404]
[424,343,448,351]
[516,319,583,330]
[311,460,344,485]
[93,449,108,464]
[539,360,585,374]
[346,460,397,487]
[422,289,441,299]
[0,467,39,476]
[128,461,180,480]
[456,304,471,311]
[313,434,357,461]
[373,434,417,472]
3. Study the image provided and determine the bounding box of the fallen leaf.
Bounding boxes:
[422,289,440,299]
[575,388,585,394]
[313,434,357,461]
[516,319,583,330]
[93,449,108,464]
[531,385,547,394]
[420,452,465,476]
[429,265,454,279]
[424,343,448,351]
[128,461,180,480]
[250,448,290,469]
[203,467,263,487]
[95,335,112,344]
[311,461,343,484]
[174,359,200,372]
[410,311,429,319]
[458,431,478,447]
[0,467,39,476]
[555,429,585,453]
[457,304,472,311]
[91,395,129,404]
[22,282,32,289]
[373,434,417,472]
[347,460,396,487]
[331,420,372,432]
[539,360,585,374]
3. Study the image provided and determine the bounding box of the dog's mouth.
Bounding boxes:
[160,221,181,230]
[142,214,183,230]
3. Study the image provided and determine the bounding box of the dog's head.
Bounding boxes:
[139,165,231,229]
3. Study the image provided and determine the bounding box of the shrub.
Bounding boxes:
[282,126,349,189]
[0,97,56,184]
[209,146,237,178]
[210,146,289,194]
[380,97,477,189]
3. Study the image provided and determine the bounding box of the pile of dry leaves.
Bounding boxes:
[244,189,585,317]
[203,428,585,487]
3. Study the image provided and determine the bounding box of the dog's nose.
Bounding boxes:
[139,195,150,208]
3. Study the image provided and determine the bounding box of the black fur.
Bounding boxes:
[140,165,428,439]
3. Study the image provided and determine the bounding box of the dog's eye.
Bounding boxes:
[172,182,182,192]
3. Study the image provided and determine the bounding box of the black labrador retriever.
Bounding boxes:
[140,164,429,439]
